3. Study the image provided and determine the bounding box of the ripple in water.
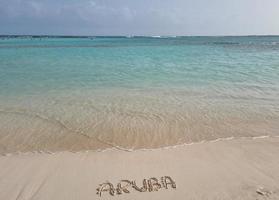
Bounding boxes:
[0,36,279,153]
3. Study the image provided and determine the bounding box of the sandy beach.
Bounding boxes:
[1,136,279,200]
[1,1,279,199]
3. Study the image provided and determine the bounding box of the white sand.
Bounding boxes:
[1,137,279,200]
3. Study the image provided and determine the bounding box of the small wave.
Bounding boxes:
[2,135,279,156]
[0,107,116,149]
[212,42,239,45]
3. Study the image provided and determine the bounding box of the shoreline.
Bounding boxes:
[1,137,279,200]
[1,134,279,155]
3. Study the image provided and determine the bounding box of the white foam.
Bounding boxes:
[2,135,279,156]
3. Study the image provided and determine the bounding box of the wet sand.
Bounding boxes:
[1,91,279,153]
[1,137,279,200]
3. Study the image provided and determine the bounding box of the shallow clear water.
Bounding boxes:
[0,36,279,153]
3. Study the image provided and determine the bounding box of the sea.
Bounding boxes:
[0,36,279,153]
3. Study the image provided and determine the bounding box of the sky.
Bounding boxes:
[0,0,279,36]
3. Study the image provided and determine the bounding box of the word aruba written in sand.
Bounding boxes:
[96,176,176,197]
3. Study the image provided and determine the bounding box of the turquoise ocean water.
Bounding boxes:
[0,36,279,152]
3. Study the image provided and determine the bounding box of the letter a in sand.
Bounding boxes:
[161,176,176,189]
[96,182,115,197]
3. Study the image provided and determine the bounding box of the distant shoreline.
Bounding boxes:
[1,35,279,39]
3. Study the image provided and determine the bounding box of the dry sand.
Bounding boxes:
[1,137,279,200]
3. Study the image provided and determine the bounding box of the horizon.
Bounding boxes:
[1,34,279,38]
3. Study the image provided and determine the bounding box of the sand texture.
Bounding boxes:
[1,137,279,200]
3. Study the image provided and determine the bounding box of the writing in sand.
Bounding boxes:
[96,176,176,197]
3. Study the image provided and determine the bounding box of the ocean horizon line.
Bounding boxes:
[1,34,279,39]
